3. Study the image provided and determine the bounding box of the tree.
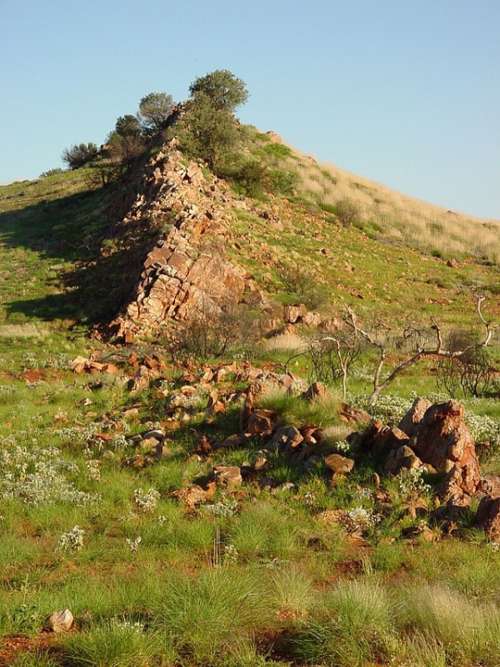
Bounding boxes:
[175,92,241,172]
[105,130,145,165]
[115,114,142,137]
[437,330,494,398]
[307,333,363,399]
[138,92,175,133]
[189,69,248,112]
[62,143,99,169]
[344,296,494,404]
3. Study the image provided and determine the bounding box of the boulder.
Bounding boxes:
[398,398,431,438]
[384,445,423,475]
[475,495,500,542]
[47,609,74,633]
[324,453,355,476]
[213,465,242,490]
[413,400,480,503]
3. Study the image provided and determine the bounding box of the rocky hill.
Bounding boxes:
[0,122,499,667]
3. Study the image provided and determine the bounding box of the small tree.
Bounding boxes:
[437,330,494,398]
[105,131,145,166]
[307,332,363,399]
[175,92,241,172]
[115,114,142,137]
[62,143,99,169]
[189,69,248,112]
[138,92,175,133]
[344,296,494,404]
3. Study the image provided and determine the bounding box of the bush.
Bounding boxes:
[39,168,63,178]
[175,92,241,173]
[166,302,260,361]
[62,142,99,170]
[335,198,360,226]
[436,330,494,398]
[189,69,248,112]
[138,92,175,133]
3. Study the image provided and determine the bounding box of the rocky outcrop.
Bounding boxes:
[108,141,261,340]
[359,399,481,506]
[412,401,481,504]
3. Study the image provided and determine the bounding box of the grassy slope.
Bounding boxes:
[0,166,499,667]
[254,129,500,263]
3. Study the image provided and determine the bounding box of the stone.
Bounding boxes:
[413,400,480,504]
[245,410,276,438]
[398,398,432,438]
[213,465,242,490]
[475,495,500,542]
[47,609,74,633]
[283,304,307,324]
[302,382,328,401]
[175,482,216,510]
[384,445,423,475]
[271,425,304,449]
[324,453,355,476]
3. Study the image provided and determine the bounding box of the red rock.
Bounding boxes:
[413,400,480,503]
[398,398,431,438]
[475,495,500,541]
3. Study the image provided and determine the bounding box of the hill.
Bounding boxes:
[0,93,499,666]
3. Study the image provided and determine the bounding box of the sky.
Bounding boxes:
[1,0,499,218]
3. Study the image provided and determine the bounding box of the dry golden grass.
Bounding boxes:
[275,136,500,263]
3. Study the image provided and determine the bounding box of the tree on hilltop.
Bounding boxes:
[189,69,248,112]
[138,92,175,133]
[62,143,99,169]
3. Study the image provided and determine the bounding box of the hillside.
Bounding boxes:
[269,131,500,263]
[0,120,499,667]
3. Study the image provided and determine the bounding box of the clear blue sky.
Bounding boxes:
[1,0,499,218]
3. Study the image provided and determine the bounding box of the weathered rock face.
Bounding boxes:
[108,141,259,340]
[359,399,481,506]
[412,400,481,504]
[398,398,431,438]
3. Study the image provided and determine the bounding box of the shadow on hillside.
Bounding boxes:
[0,185,150,326]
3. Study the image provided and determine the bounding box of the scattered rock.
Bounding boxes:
[47,609,74,633]
[302,382,328,401]
[324,453,355,480]
[213,465,242,490]
[475,495,500,542]
[384,445,423,475]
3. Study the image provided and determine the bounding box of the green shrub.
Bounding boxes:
[335,198,360,226]
[62,143,99,170]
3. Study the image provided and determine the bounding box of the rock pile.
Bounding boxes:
[356,399,481,506]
